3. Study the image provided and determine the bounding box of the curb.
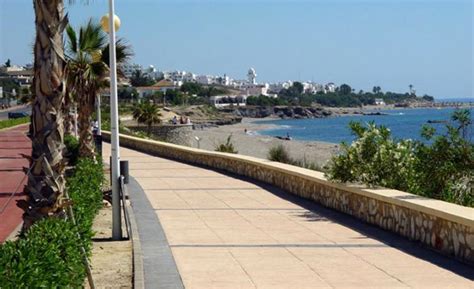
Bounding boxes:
[5,221,23,242]
[0,122,30,131]
[126,199,145,289]
[127,176,184,289]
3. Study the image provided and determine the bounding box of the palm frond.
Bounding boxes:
[101,38,133,66]
[65,25,77,55]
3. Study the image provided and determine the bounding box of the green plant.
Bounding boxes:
[65,19,132,158]
[0,117,29,130]
[327,111,473,207]
[215,134,238,153]
[0,218,86,287]
[327,121,416,191]
[64,134,80,166]
[268,144,292,163]
[0,158,104,287]
[268,144,324,171]
[132,102,162,135]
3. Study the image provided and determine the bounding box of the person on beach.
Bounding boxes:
[172,116,177,125]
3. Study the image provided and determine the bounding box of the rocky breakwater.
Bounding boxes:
[230,106,333,119]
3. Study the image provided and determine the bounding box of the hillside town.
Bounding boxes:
[3,60,468,113]
[0,60,354,109]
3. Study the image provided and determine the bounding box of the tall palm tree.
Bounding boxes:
[132,102,162,136]
[19,0,69,228]
[65,19,131,158]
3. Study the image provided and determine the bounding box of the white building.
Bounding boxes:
[183,72,196,83]
[135,79,179,99]
[120,63,142,78]
[165,70,187,82]
[196,75,217,85]
[375,98,386,106]
[247,68,257,85]
[242,83,270,96]
[325,82,336,93]
[0,66,33,87]
[210,95,247,108]
[269,81,292,93]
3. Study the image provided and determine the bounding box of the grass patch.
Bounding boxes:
[0,158,104,287]
[0,117,29,130]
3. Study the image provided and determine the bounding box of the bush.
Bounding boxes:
[215,135,238,154]
[0,116,29,130]
[327,110,473,207]
[326,122,416,191]
[268,144,324,171]
[0,158,104,287]
[268,144,292,163]
[64,134,80,166]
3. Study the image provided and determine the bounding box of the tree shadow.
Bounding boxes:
[210,170,474,278]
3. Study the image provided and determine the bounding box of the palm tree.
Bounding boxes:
[19,0,69,229]
[65,19,131,158]
[132,102,162,135]
[451,109,472,140]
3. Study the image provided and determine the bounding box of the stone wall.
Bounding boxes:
[102,132,474,265]
[128,124,192,146]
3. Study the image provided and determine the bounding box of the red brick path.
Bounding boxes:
[0,125,30,242]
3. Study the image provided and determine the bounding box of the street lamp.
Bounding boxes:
[101,2,122,240]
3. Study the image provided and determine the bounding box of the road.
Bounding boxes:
[0,105,31,120]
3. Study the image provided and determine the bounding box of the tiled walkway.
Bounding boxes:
[0,125,29,242]
[104,144,474,289]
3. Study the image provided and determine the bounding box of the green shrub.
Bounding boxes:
[0,218,86,288]
[215,135,238,154]
[268,144,292,163]
[68,158,104,238]
[0,116,29,130]
[326,122,417,191]
[0,158,104,287]
[327,110,473,207]
[64,134,80,166]
[268,145,324,171]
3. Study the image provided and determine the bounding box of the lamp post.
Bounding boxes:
[101,2,122,240]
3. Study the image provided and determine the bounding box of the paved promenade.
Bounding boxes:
[0,125,29,242]
[104,144,473,289]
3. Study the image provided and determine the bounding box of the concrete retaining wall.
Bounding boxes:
[128,124,192,146]
[102,131,474,265]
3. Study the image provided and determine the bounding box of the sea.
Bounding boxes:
[257,106,474,144]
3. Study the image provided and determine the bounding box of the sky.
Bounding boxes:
[0,0,472,99]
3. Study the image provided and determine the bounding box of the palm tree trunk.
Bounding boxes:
[147,123,152,136]
[20,0,68,229]
[78,92,96,158]
[63,89,73,135]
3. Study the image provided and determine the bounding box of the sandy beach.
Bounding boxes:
[191,118,340,168]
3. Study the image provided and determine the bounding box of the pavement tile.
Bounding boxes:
[103,143,474,289]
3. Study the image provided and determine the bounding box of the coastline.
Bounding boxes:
[188,105,472,167]
[191,117,340,168]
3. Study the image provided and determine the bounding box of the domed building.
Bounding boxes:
[247,68,257,85]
